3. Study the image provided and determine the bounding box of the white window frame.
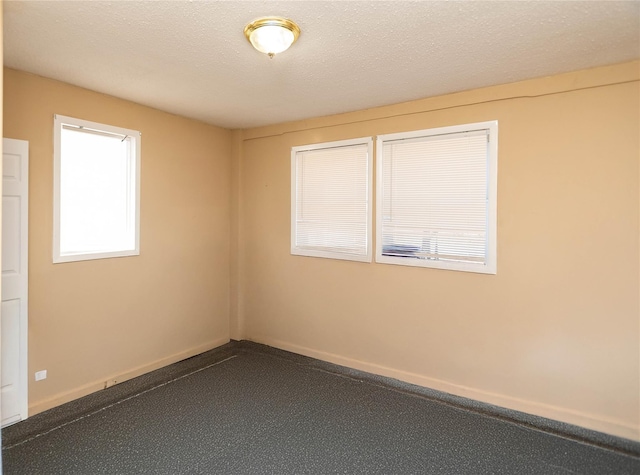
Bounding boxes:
[376,121,498,274]
[291,137,373,262]
[53,114,141,263]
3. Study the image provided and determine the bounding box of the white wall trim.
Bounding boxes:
[29,337,229,416]
[250,334,639,442]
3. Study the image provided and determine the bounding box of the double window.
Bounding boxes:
[291,121,498,274]
[53,115,141,263]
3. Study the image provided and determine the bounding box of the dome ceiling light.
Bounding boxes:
[243,17,301,59]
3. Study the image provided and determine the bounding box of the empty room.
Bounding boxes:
[1,1,639,473]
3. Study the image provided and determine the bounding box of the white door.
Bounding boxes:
[1,138,29,427]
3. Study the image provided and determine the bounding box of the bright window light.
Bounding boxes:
[53,115,140,263]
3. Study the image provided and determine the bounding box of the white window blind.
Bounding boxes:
[291,138,372,262]
[376,121,497,274]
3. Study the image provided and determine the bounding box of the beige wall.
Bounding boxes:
[237,62,640,440]
[3,61,638,441]
[3,68,232,414]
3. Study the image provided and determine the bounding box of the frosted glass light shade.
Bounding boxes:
[249,25,294,55]
[244,17,300,57]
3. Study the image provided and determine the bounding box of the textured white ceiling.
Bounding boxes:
[4,1,639,129]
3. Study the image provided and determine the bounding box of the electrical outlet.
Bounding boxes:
[35,370,47,381]
[104,379,118,389]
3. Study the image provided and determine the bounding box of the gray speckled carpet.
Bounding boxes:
[3,342,639,474]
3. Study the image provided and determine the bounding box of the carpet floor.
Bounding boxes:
[2,342,639,474]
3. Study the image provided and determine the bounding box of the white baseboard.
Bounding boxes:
[250,335,639,442]
[29,337,230,416]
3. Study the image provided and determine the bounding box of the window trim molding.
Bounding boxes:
[375,120,498,274]
[53,114,141,264]
[291,136,373,263]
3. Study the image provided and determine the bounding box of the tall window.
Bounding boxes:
[291,137,373,262]
[376,121,497,274]
[53,115,141,263]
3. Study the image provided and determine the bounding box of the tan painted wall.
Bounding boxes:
[3,68,232,414]
[237,62,640,440]
[229,130,245,340]
[3,61,637,440]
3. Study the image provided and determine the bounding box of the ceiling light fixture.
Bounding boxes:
[244,17,301,59]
